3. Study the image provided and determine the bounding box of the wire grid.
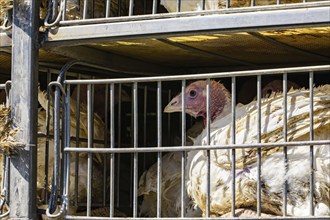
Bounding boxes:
[46,65,330,219]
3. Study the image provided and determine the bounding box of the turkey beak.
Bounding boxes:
[164,95,182,113]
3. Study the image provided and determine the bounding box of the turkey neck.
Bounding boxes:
[204,84,232,125]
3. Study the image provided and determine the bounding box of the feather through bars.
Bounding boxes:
[0,105,19,154]
[186,84,330,216]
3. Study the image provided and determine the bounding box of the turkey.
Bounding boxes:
[138,80,299,217]
[37,88,108,218]
[159,0,304,12]
[71,84,131,121]
[164,80,330,217]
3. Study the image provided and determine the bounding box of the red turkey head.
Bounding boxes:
[164,80,230,123]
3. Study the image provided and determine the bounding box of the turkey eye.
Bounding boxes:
[189,90,197,98]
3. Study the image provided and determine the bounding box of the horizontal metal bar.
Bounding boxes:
[46,6,330,46]
[64,216,330,220]
[65,65,330,84]
[64,140,330,154]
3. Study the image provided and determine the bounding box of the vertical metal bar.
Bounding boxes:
[177,0,181,12]
[118,0,122,16]
[167,90,171,145]
[231,76,236,217]
[283,73,288,216]
[201,0,206,10]
[129,0,134,16]
[116,84,122,208]
[103,84,109,207]
[74,77,81,207]
[205,78,211,218]
[309,71,315,216]
[130,85,134,208]
[62,0,67,21]
[83,0,88,19]
[143,86,147,171]
[226,0,231,9]
[44,69,51,203]
[257,75,262,216]
[91,0,95,18]
[251,0,255,7]
[64,84,71,214]
[52,0,59,21]
[152,0,158,14]
[133,82,138,217]
[157,81,162,217]
[87,84,92,216]
[110,83,115,217]
[181,80,186,217]
[49,85,61,214]
[9,0,39,216]
[106,0,111,17]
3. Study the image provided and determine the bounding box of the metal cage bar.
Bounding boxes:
[157,81,162,217]
[231,76,236,217]
[110,83,115,217]
[205,78,211,217]
[133,82,138,217]
[283,73,288,216]
[181,80,186,218]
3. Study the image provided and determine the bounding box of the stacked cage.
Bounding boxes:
[0,0,330,219]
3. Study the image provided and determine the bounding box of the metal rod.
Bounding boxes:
[133,82,138,217]
[157,81,162,217]
[206,78,211,217]
[227,0,231,8]
[83,0,88,19]
[177,0,181,12]
[64,84,71,214]
[152,0,157,14]
[44,69,51,203]
[87,84,93,216]
[143,86,147,171]
[130,85,134,208]
[116,84,122,208]
[64,140,330,154]
[283,73,288,216]
[201,0,206,10]
[181,80,186,217]
[110,83,115,217]
[129,0,134,16]
[106,0,111,17]
[309,71,315,216]
[64,216,330,220]
[74,76,81,207]
[231,76,236,217]
[103,84,109,207]
[66,65,330,85]
[257,75,262,216]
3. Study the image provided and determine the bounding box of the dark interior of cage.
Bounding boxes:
[1,68,329,217]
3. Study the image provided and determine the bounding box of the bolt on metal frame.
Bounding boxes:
[46,64,330,219]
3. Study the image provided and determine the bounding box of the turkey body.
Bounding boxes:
[138,152,202,217]
[187,85,330,216]
[37,88,106,209]
[160,0,305,12]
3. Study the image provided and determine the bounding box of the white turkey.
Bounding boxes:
[164,80,330,217]
[138,79,299,217]
[159,0,305,12]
